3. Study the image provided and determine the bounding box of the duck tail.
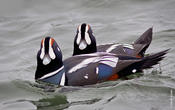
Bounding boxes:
[134,27,153,57]
[118,49,169,77]
[140,49,169,69]
[134,27,152,45]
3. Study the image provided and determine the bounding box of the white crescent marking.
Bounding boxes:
[40,39,45,59]
[49,39,56,60]
[78,25,81,32]
[85,33,91,45]
[85,25,89,33]
[76,33,81,45]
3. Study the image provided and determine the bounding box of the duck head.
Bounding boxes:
[73,23,97,56]
[35,37,65,86]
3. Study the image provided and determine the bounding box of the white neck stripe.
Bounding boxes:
[39,66,64,79]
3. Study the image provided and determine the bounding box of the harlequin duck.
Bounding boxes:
[35,37,168,86]
[73,23,152,58]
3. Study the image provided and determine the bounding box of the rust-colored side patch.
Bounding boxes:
[107,74,119,81]
[136,54,142,58]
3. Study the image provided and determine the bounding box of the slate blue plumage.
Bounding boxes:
[98,64,113,80]
[41,69,65,85]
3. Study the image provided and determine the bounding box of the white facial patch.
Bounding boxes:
[43,55,51,65]
[49,39,56,60]
[106,44,121,53]
[40,39,45,59]
[79,40,87,50]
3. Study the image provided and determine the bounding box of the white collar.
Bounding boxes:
[39,66,64,80]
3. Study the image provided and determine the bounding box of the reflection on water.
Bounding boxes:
[31,95,69,110]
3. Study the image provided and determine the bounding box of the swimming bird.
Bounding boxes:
[35,37,168,86]
[73,23,152,58]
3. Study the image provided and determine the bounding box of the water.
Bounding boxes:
[0,0,175,110]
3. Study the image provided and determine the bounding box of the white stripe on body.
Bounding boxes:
[106,44,121,53]
[106,43,134,53]
[68,55,119,73]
